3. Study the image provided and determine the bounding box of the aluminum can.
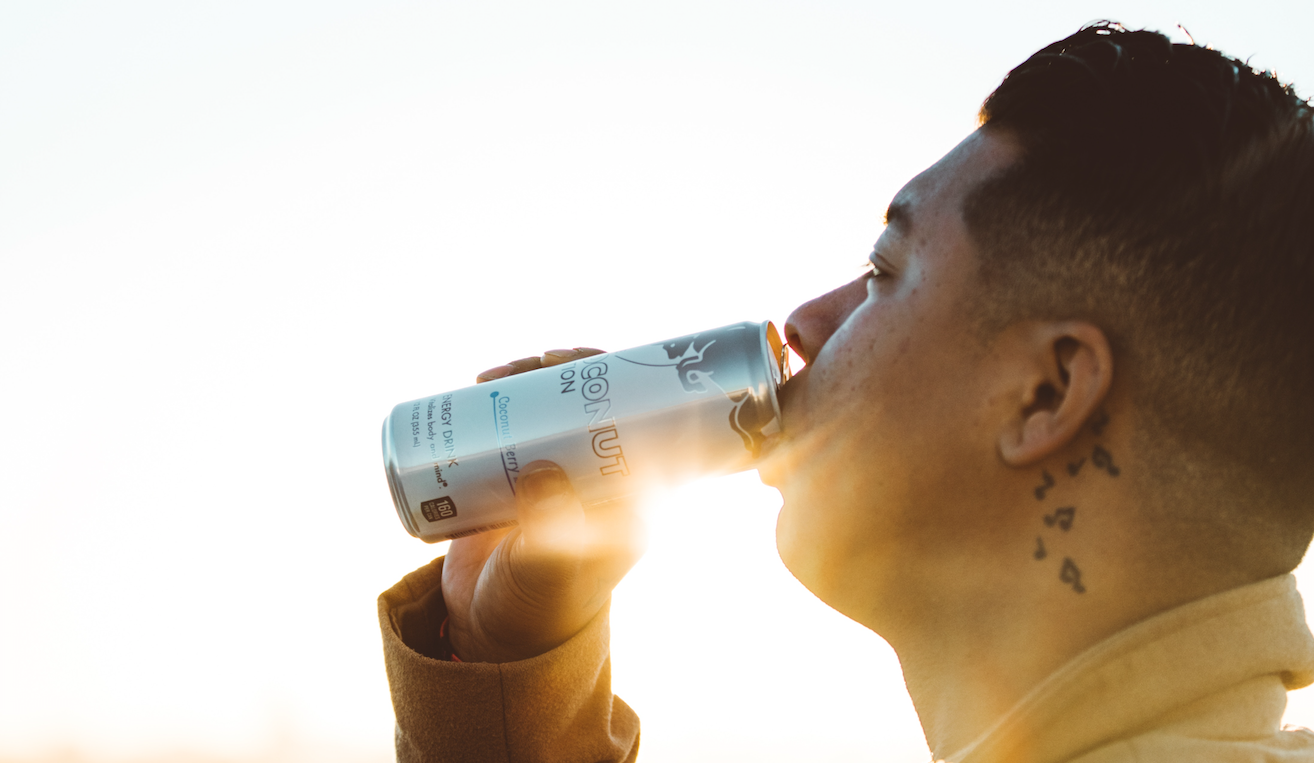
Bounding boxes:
[382,320,790,542]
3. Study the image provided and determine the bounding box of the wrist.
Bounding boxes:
[449,611,596,663]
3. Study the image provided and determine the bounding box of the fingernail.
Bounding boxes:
[543,349,575,360]
[518,466,569,505]
[476,365,513,382]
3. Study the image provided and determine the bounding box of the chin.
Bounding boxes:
[754,429,793,488]
[774,496,823,594]
[776,511,878,629]
[774,486,889,628]
[756,459,784,489]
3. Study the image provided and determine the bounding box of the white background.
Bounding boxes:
[3,2,1312,761]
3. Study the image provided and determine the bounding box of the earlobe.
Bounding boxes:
[999,323,1112,466]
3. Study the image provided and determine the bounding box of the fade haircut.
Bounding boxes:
[964,23,1314,562]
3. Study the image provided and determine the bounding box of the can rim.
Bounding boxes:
[382,415,422,538]
[760,320,789,427]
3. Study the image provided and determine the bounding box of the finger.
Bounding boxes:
[476,355,544,383]
[506,356,545,374]
[513,467,644,607]
[476,366,511,383]
[510,462,641,620]
[579,497,647,587]
[513,460,641,572]
[441,524,517,613]
[513,461,588,558]
[540,347,607,367]
[446,524,514,573]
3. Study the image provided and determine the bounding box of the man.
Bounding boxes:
[379,22,1314,762]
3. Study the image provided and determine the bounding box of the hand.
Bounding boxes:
[473,347,604,383]
[441,348,646,663]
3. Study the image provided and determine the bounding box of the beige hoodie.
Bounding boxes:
[945,575,1314,763]
[379,559,1314,762]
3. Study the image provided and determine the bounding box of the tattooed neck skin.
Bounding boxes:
[895,398,1259,759]
[1028,410,1119,596]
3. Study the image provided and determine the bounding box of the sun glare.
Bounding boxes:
[3,1,1313,761]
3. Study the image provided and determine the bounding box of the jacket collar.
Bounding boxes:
[941,575,1314,763]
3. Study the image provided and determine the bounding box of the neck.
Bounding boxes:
[876,453,1260,757]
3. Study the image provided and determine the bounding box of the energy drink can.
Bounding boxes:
[381,320,790,542]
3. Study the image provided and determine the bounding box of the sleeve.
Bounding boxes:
[378,556,641,763]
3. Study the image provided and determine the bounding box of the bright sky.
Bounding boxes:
[3,2,1313,762]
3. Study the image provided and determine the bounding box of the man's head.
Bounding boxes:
[967,22,1314,568]
[765,24,1314,633]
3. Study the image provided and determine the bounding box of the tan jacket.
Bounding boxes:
[380,558,1314,763]
[379,557,639,763]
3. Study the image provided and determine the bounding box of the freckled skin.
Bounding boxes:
[762,130,1022,625]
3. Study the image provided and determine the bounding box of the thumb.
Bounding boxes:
[514,461,588,556]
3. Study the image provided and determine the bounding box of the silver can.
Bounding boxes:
[382,320,790,541]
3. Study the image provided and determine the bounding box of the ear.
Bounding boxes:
[998,322,1113,466]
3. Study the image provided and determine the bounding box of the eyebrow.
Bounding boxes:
[883,200,912,234]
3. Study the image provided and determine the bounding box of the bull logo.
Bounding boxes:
[659,331,773,457]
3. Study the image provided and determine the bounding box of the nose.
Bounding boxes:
[783,277,868,366]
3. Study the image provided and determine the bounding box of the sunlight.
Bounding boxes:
[3,1,1313,761]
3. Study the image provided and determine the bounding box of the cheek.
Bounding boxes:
[807,304,914,419]
[783,304,979,503]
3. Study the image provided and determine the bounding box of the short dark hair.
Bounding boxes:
[965,23,1314,556]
